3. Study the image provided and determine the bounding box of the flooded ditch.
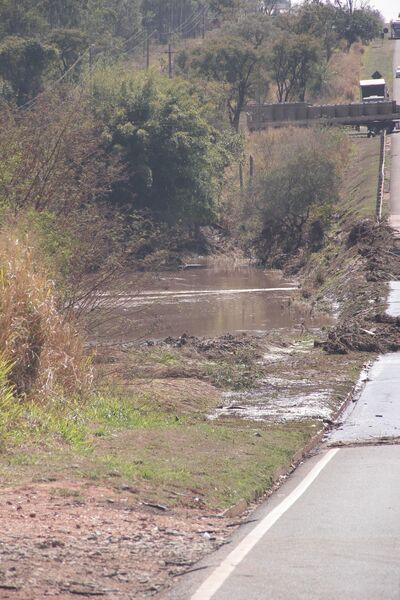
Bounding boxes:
[91,261,349,426]
[90,263,328,342]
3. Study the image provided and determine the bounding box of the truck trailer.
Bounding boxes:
[245,78,399,137]
[390,20,400,39]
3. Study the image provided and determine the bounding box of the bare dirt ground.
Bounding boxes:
[0,481,242,599]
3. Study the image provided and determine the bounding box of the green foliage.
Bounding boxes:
[179,16,271,130]
[270,33,320,102]
[141,0,204,38]
[47,28,87,74]
[84,0,141,51]
[334,8,382,48]
[0,354,21,441]
[0,0,46,40]
[92,69,238,228]
[248,129,347,263]
[87,393,180,430]
[40,0,86,29]
[208,0,238,15]
[0,36,56,104]
[0,135,22,207]
[278,2,340,61]
[24,211,75,284]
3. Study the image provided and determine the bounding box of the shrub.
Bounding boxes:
[243,128,349,265]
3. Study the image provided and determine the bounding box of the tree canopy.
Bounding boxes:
[92,70,239,228]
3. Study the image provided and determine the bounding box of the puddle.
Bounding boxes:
[211,387,332,422]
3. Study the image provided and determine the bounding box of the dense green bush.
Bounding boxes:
[92,69,239,230]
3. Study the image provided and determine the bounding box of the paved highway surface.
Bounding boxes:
[163,41,400,600]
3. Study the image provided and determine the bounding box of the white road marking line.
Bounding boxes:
[190,448,339,600]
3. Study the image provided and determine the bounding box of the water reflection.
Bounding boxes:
[91,265,325,341]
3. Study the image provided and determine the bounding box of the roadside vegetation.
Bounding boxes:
[0,0,387,454]
[0,3,395,597]
[0,0,386,490]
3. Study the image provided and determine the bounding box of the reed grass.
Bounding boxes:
[0,232,92,402]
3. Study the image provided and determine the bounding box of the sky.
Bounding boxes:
[370,0,399,20]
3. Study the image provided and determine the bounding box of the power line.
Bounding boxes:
[17,48,90,111]
[174,5,205,34]
[179,10,205,37]
[16,5,208,111]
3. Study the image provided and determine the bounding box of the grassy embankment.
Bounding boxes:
[0,41,393,514]
[0,334,367,509]
[301,37,397,331]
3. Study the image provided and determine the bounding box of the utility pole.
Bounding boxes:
[89,44,95,74]
[168,43,173,78]
[202,6,206,39]
[146,31,150,69]
[249,155,254,179]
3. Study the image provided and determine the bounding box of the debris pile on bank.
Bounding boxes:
[159,332,262,359]
[319,313,400,354]
[347,219,400,282]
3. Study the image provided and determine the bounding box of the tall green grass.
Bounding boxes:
[0,354,21,442]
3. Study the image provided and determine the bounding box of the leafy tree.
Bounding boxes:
[141,0,204,39]
[278,1,339,61]
[334,7,381,48]
[0,37,56,105]
[208,0,237,14]
[40,0,86,29]
[270,33,320,102]
[48,28,87,75]
[0,0,46,40]
[178,16,270,130]
[84,0,141,45]
[256,148,339,258]
[92,70,238,229]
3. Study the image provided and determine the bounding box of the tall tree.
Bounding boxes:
[278,1,340,61]
[40,0,85,29]
[48,28,87,75]
[0,36,56,105]
[179,15,271,130]
[0,0,45,40]
[270,33,320,102]
[141,0,204,40]
[334,7,382,48]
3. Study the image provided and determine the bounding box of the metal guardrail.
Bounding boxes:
[376,130,386,220]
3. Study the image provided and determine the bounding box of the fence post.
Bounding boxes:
[376,130,386,221]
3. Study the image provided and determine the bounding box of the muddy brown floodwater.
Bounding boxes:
[90,264,326,342]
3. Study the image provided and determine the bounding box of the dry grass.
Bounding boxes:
[319,43,364,104]
[0,231,92,401]
[244,126,351,195]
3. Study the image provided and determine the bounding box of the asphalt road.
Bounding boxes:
[165,447,400,600]
[162,41,400,600]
